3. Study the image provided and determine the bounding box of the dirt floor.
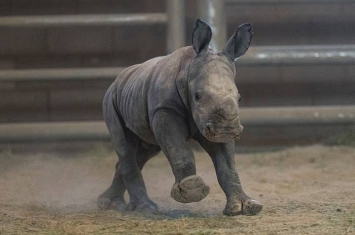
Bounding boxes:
[0,143,354,234]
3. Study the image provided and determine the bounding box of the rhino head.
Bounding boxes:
[187,19,253,143]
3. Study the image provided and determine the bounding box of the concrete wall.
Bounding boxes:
[0,0,354,123]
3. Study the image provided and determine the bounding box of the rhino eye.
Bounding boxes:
[238,94,242,102]
[194,92,201,102]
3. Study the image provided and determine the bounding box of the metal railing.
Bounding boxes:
[225,0,354,4]
[0,14,167,27]
[240,45,355,66]
[0,67,124,82]
[0,0,354,143]
[0,1,185,52]
[1,106,354,143]
[0,0,354,82]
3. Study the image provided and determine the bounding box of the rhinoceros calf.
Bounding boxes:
[97,19,262,216]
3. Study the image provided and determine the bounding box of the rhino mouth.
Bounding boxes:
[202,122,242,143]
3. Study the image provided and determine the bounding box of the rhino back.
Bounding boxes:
[113,46,196,144]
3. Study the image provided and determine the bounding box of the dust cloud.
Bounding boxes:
[0,142,221,214]
[1,143,355,217]
[0,143,115,212]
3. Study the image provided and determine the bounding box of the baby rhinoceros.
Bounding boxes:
[98,19,262,216]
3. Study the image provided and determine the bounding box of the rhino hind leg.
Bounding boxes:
[125,142,161,213]
[97,159,127,211]
[97,142,161,212]
[98,93,127,211]
[98,92,160,213]
[171,175,210,203]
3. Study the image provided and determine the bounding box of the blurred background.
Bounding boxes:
[0,0,354,146]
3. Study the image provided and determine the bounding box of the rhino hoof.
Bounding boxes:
[223,199,262,216]
[126,200,159,214]
[171,175,210,203]
[243,199,263,216]
[110,198,127,212]
[97,196,112,210]
[97,194,126,211]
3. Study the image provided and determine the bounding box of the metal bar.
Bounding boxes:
[0,67,124,82]
[239,45,355,66]
[0,13,167,27]
[197,0,227,51]
[0,121,109,143]
[166,0,186,53]
[0,106,354,143]
[240,106,355,126]
[225,0,354,5]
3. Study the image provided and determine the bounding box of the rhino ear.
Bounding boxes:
[222,23,253,61]
[192,19,212,55]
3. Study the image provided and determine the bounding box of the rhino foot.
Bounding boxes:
[223,198,262,216]
[110,198,126,211]
[97,196,112,210]
[126,199,159,214]
[171,175,210,203]
[97,193,126,212]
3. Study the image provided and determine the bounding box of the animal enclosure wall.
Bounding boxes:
[0,0,354,143]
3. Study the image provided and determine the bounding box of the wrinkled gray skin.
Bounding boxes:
[97,19,262,216]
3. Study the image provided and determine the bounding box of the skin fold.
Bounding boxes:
[97,19,262,216]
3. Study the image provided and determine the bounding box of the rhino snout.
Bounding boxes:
[203,122,244,142]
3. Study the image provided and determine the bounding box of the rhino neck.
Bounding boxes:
[175,46,196,112]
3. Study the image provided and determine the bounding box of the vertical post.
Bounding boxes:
[197,0,226,51]
[167,0,186,53]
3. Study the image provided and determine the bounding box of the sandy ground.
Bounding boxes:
[0,143,354,234]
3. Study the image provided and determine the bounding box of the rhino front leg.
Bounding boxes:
[152,110,210,203]
[196,135,262,216]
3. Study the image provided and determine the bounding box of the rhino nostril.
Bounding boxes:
[205,123,214,135]
[206,123,212,130]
